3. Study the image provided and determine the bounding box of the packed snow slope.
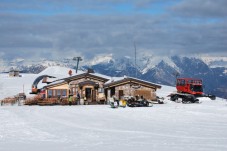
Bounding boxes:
[0,99,227,151]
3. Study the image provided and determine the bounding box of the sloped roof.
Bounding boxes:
[78,81,99,87]
[62,72,110,82]
[43,79,67,89]
[104,76,161,89]
[43,70,161,90]
[43,72,110,89]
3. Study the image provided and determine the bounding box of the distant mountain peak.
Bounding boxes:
[141,56,180,74]
[200,56,227,68]
[88,54,114,66]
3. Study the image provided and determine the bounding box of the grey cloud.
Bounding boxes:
[170,0,227,18]
[0,1,227,61]
[1,13,227,59]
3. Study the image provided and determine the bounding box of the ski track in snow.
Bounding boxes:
[0,101,227,151]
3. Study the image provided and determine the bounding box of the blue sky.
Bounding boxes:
[2,0,172,15]
[0,0,226,60]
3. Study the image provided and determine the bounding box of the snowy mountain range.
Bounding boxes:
[84,55,227,98]
[0,55,227,98]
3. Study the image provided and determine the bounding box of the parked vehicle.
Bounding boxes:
[169,78,216,103]
[126,96,153,107]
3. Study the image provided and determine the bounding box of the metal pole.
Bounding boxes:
[134,41,137,78]
[76,59,79,73]
[73,57,82,74]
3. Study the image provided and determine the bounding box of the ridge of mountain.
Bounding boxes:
[0,55,226,97]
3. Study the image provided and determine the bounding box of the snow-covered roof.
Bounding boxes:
[90,73,111,80]
[43,79,66,88]
[43,71,111,88]
[41,66,161,89]
[104,76,161,89]
[64,72,111,81]
[105,77,125,84]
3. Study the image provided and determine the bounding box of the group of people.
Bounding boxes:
[68,92,86,106]
[109,95,127,108]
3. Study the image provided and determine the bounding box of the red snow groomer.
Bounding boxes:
[169,78,216,103]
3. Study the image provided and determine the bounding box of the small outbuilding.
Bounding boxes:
[104,76,161,101]
[9,69,20,77]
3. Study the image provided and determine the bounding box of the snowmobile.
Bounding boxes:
[126,97,153,107]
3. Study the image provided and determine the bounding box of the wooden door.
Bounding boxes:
[92,90,96,102]
[119,90,124,100]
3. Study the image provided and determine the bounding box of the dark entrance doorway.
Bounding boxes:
[110,87,115,97]
[119,90,124,100]
[85,88,92,101]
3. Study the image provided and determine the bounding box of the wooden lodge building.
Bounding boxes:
[42,70,161,104]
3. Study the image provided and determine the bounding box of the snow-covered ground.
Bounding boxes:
[0,100,227,151]
[1,67,227,151]
[0,73,37,100]
[0,66,79,100]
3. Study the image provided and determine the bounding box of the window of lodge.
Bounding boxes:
[57,89,61,97]
[47,89,67,98]
[62,89,67,96]
[48,90,53,98]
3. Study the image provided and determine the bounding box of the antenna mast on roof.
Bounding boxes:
[73,57,82,73]
[134,41,137,78]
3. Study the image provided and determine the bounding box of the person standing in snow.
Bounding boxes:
[68,95,73,106]
[84,96,87,105]
[112,95,119,106]
[76,91,80,105]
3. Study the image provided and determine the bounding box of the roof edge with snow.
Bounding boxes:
[104,77,161,89]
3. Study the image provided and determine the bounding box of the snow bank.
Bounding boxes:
[156,85,176,98]
[0,74,36,100]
